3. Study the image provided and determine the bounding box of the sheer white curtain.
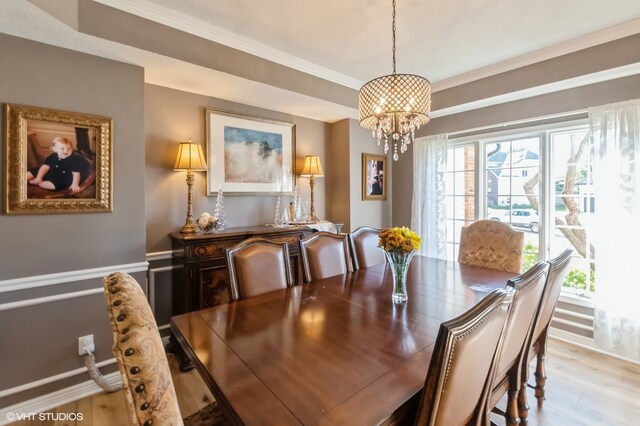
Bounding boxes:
[411,134,447,259]
[589,99,640,361]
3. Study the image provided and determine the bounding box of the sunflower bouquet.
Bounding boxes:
[378,226,422,254]
[378,227,421,303]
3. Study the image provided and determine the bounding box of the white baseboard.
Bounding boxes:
[0,372,122,426]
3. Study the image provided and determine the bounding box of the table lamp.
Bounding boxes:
[174,140,207,233]
[300,155,324,222]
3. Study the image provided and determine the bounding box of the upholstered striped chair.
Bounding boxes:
[458,219,525,274]
[103,272,228,425]
[415,288,514,425]
[300,231,353,282]
[348,226,386,270]
[226,237,293,301]
[518,249,573,421]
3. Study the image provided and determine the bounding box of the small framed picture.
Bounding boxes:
[3,103,113,214]
[205,108,295,195]
[362,153,387,200]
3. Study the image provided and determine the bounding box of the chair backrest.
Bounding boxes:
[348,226,385,270]
[492,261,549,384]
[226,237,293,301]
[103,272,183,426]
[531,249,573,344]
[300,231,353,282]
[458,219,524,274]
[416,288,514,426]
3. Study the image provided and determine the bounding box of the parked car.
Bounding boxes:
[490,209,539,232]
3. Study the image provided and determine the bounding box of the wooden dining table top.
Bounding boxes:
[170,256,516,425]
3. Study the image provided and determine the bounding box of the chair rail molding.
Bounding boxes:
[0,262,149,293]
[146,250,173,262]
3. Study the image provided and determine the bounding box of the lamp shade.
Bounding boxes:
[174,141,207,171]
[300,155,324,177]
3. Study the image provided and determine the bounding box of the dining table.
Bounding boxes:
[170,255,516,425]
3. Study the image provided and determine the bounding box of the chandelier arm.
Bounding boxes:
[392,0,396,75]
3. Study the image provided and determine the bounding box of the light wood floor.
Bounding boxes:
[10,338,640,425]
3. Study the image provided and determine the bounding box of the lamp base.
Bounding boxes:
[180,222,197,234]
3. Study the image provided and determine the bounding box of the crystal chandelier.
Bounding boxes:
[358,0,431,161]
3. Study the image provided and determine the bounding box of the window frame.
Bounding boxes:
[445,119,593,299]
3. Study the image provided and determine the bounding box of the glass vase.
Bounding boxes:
[385,250,415,303]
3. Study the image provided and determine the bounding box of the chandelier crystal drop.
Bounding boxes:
[358,0,431,161]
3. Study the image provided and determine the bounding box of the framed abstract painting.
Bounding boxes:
[205,108,295,195]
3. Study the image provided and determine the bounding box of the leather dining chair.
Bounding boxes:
[300,231,353,282]
[103,272,229,425]
[415,288,514,426]
[226,237,293,301]
[458,219,525,274]
[348,226,386,270]
[518,248,573,421]
[484,261,550,425]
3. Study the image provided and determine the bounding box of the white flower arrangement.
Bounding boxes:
[196,212,219,233]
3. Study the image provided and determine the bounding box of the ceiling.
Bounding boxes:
[2,0,640,122]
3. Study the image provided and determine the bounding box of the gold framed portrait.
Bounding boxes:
[3,103,113,214]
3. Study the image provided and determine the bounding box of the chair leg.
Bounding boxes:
[517,383,529,423]
[506,389,521,426]
[534,333,548,407]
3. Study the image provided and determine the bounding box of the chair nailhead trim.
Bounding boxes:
[125,348,134,356]
[135,384,145,393]
[130,366,140,374]
[144,420,153,426]
[140,402,150,410]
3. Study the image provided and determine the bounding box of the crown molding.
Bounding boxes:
[93,0,362,89]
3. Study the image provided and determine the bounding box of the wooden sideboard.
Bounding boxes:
[169,225,313,315]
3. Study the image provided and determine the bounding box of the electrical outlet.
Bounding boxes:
[78,334,95,356]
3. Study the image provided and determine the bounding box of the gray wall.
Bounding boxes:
[0,34,146,407]
[144,84,332,254]
[326,119,391,233]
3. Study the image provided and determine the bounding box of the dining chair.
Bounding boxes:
[458,219,525,274]
[226,237,293,301]
[348,225,385,270]
[415,288,514,426]
[484,261,550,425]
[299,231,353,282]
[518,248,573,421]
[103,272,229,425]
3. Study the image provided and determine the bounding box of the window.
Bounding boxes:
[444,145,476,261]
[445,122,595,297]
